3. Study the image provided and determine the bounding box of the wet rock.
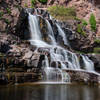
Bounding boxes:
[51,61,57,68]
[37,55,45,68]
[0,41,11,53]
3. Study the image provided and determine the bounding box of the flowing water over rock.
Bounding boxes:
[28,11,96,83]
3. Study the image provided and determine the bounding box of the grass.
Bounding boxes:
[47,5,76,21]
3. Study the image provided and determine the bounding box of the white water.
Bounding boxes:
[81,55,94,71]
[46,20,56,45]
[56,23,69,46]
[28,13,95,83]
[29,13,49,47]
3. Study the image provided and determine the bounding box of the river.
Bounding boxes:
[0,84,100,100]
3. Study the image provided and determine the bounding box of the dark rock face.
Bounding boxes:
[60,20,95,53]
[15,8,30,40]
[0,41,11,53]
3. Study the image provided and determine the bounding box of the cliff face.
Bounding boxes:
[0,0,22,34]
[67,0,100,37]
[0,1,100,85]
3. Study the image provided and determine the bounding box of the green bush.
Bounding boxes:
[82,20,88,26]
[6,8,11,14]
[5,19,10,24]
[94,39,100,44]
[48,6,76,21]
[38,0,48,4]
[31,0,36,7]
[24,3,28,7]
[77,24,86,36]
[0,11,4,19]
[89,13,96,32]
[94,47,100,53]
[75,17,88,26]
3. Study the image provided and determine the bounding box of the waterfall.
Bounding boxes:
[81,55,94,71]
[56,23,69,46]
[46,20,56,45]
[29,13,41,41]
[28,13,95,83]
[28,13,49,47]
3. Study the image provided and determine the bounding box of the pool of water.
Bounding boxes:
[0,84,100,100]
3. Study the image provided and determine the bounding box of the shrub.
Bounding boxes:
[82,19,88,26]
[0,11,4,19]
[94,39,100,44]
[94,47,100,53]
[75,17,88,26]
[31,0,36,7]
[89,13,96,32]
[38,0,48,4]
[5,19,10,24]
[77,24,86,36]
[6,8,11,14]
[48,6,76,21]
[24,3,28,8]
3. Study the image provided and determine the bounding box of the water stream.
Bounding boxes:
[28,12,95,83]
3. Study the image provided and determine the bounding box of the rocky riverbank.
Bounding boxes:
[0,69,100,85]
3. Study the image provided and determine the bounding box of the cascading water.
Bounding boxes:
[29,13,49,47]
[28,12,95,83]
[56,23,69,46]
[81,55,94,71]
[46,20,56,45]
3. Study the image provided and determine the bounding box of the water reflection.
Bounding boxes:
[0,84,100,100]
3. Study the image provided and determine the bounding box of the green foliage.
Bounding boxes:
[30,0,48,7]
[6,8,11,14]
[94,47,100,53]
[77,24,86,36]
[31,0,36,7]
[75,17,88,26]
[48,6,76,21]
[75,17,87,36]
[89,13,96,32]
[5,19,10,24]
[24,3,28,8]
[38,0,48,4]
[94,39,100,44]
[82,19,88,26]
[0,11,4,19]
